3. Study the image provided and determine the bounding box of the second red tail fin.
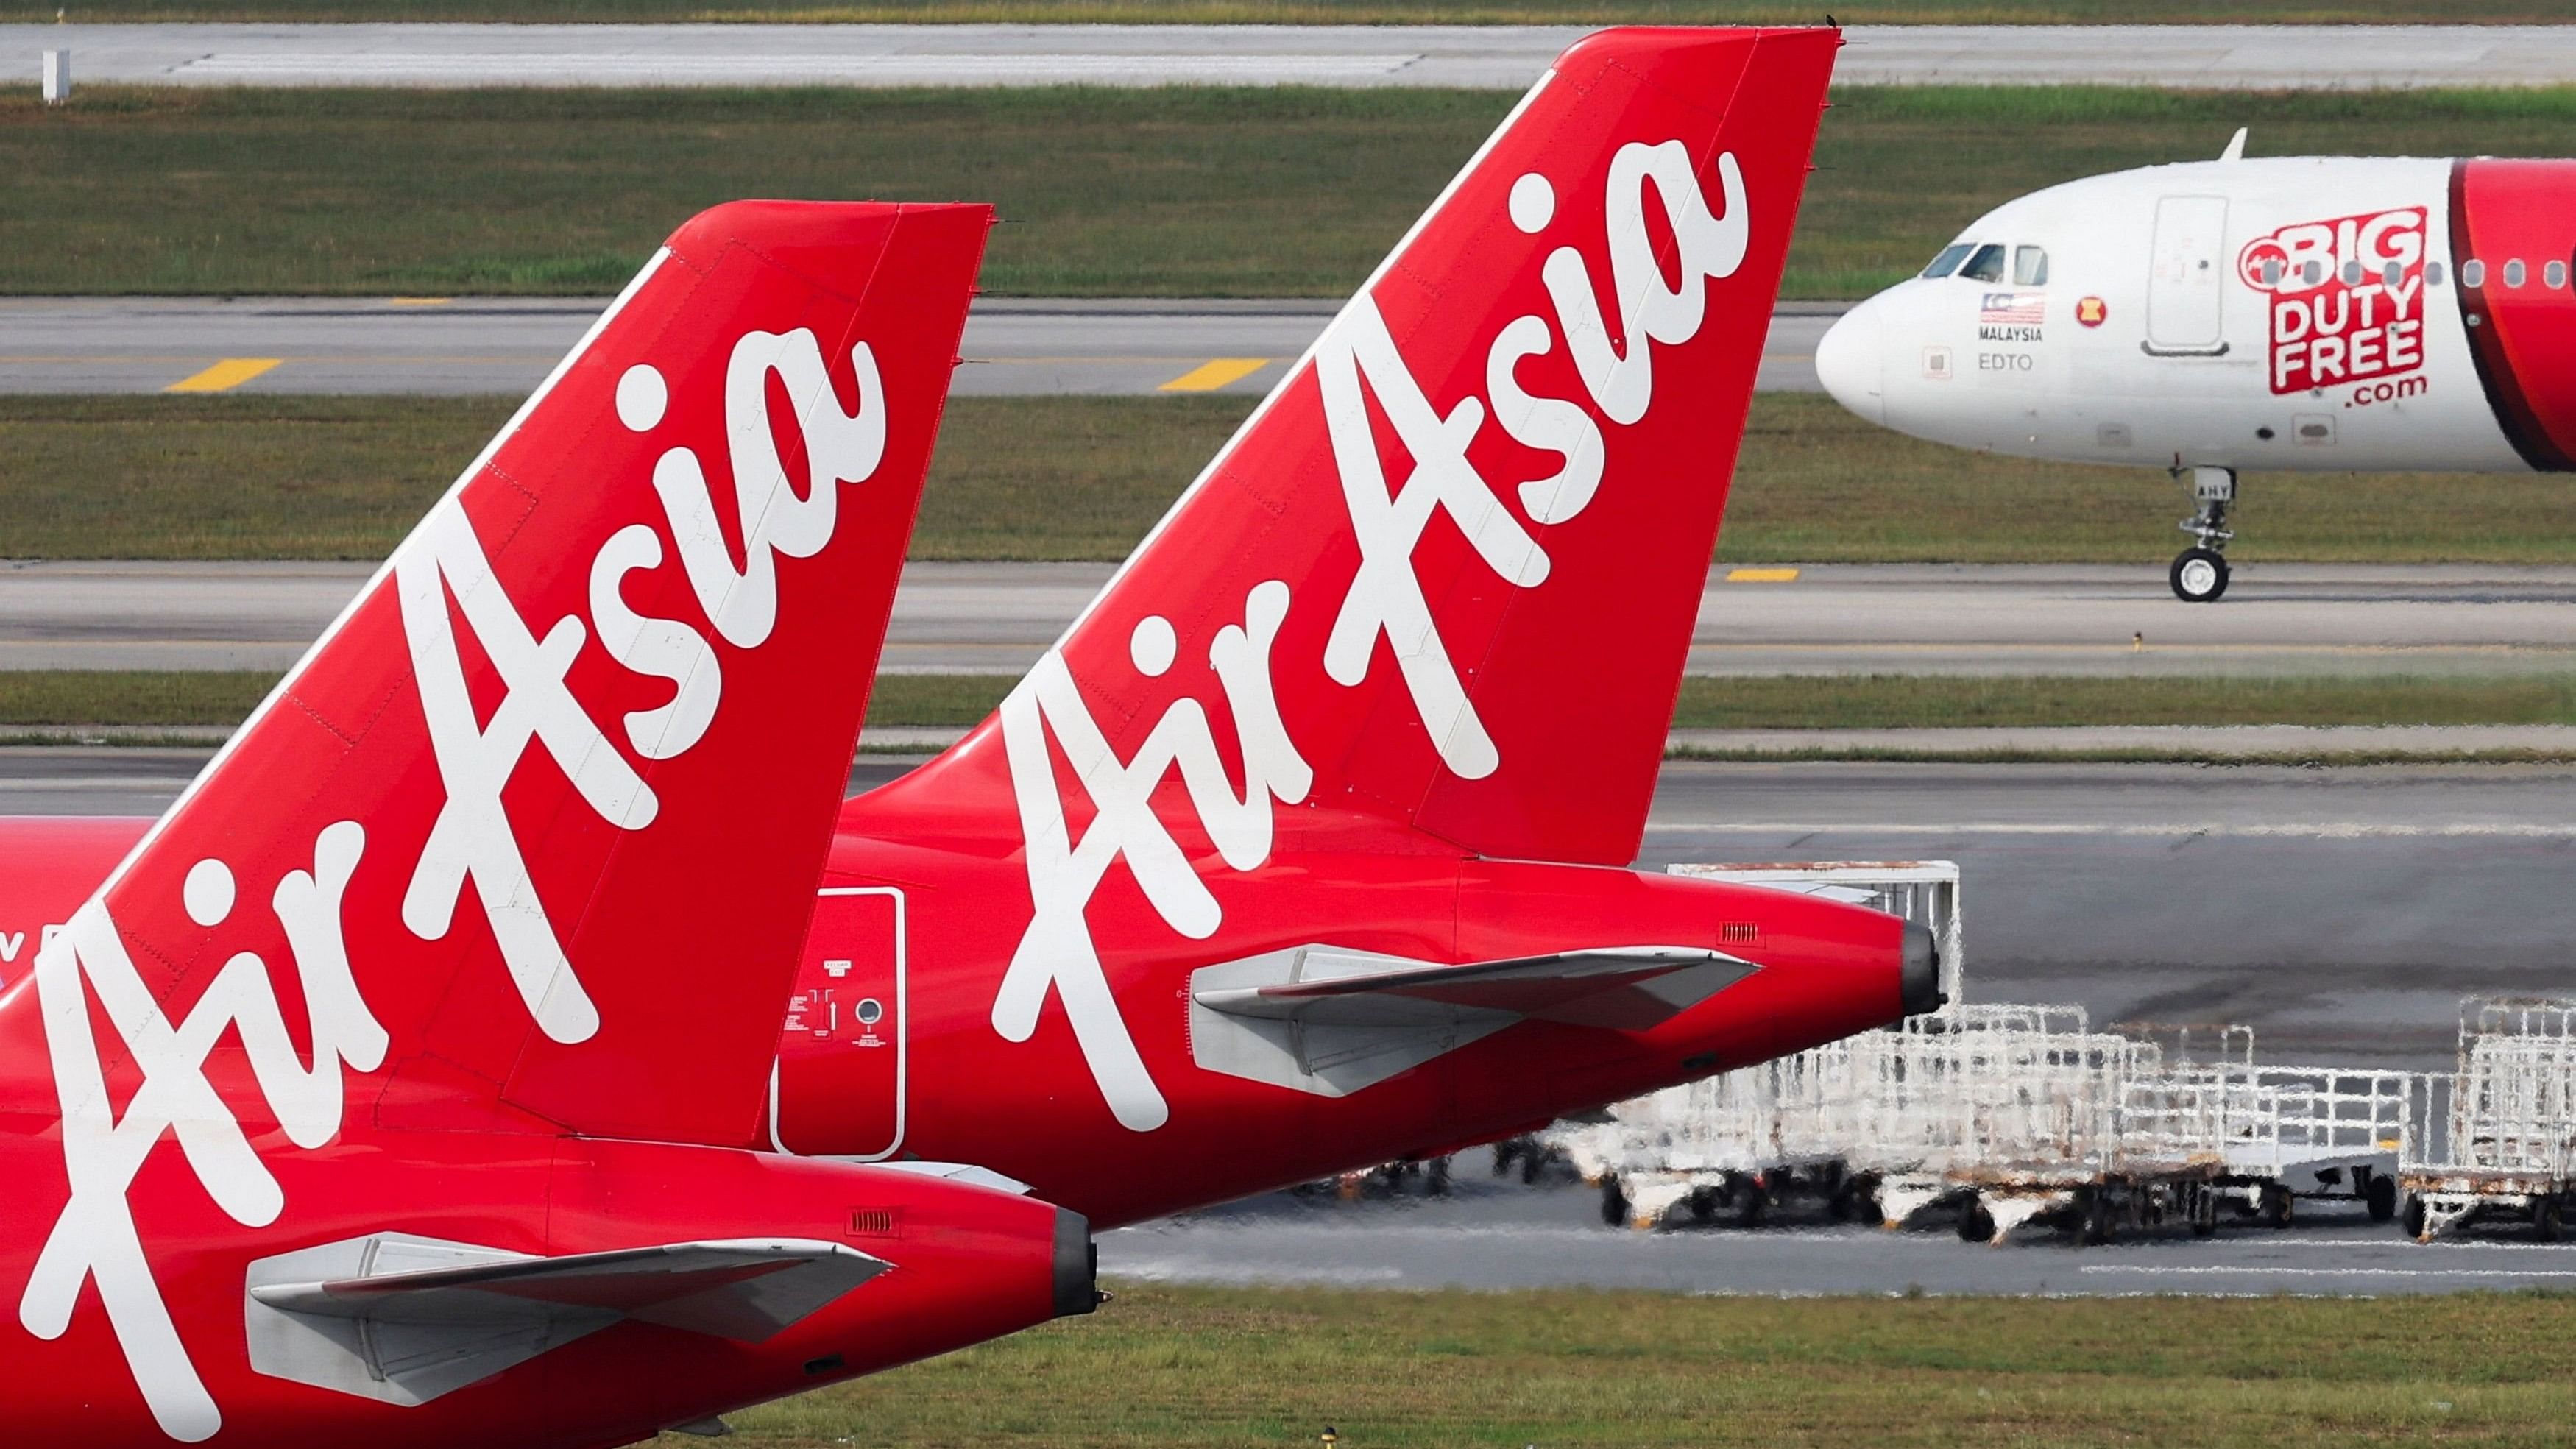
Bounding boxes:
[893,26,1836,867]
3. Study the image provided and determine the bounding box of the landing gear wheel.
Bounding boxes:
[2170,547,2230,603]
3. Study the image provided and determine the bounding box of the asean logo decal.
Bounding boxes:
[2075,296,2109,328]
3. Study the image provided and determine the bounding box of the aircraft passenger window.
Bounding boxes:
[2427,261,2446,286]
[2549,260,2569,289]
[1960,244,2007,283]
[2013,246,2049,286]
[1921,243,1976,279]
[2463,259,2486,288]
[2383,261,2405,287]
[2302,261,2325,285]
[2260,258,2283,285]
[2342,260,2364,285]
[2506,259,2527,287]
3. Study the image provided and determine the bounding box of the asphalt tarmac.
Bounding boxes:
[14,560,2575,676]
[10,752,2572,1069]
[0,297,1833,397]
[1101,1145,2576,1296]
[12,24,2576,89]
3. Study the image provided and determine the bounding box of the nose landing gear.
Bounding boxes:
[2170,465,2236,603]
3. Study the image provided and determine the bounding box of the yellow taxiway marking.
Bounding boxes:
[387,297,454,307]
[165,358,283,393]
[1725,567,1802,583]
[1158,358,1270,392]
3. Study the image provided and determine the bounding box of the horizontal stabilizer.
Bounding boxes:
[252,1236,884,1337]
[1194,945,1754,1032]
[246,1234,885,1406]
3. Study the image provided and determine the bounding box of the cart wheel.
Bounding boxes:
[2536,1197,2563,1243]
[1600,1178,1630,1227]
[2366,1173,2399,1223]
[2258,1184,2293,1229]
[2082,1191,2119,1247]
[1735,1180,1769,1228]
[2402,1193,2428,1239]
[1957,1201,1996,1244]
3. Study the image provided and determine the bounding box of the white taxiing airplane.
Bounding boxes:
[1814,134,2575,600]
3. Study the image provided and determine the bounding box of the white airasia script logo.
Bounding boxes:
[997,582,1310,1132]
[21,323,888,1441]
[1000,140,1747,1128]
[1319,141,1743,778]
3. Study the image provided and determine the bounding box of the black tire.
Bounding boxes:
[1425,1158,1451,1197]
[1521,1148,1546,1186]
[1600,1178,1630,1227]
[2366,1172,2399,1223]
[2403,1193,2428,1239]
[2259,1184,2293,1229]
[1957,1201,1996,1244]
[2170,547,2231,602]
[2081,1191,2118,1247]
[2536,1197,2563,1243]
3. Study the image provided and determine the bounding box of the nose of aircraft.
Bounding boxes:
[1814,297,1886,424]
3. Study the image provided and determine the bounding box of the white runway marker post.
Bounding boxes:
[41,48,68,105]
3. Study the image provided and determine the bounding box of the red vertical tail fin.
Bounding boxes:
[889,27,1836,867]
[20,200,990,1149]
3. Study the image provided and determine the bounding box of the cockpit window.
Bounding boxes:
[2014,246,2049,287]
[1960,244,2007,283]
[1922,243,1975,279]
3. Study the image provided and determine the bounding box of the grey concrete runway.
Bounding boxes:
[14,752,2575,1069]
[14,560,2575,676]
[0,297,1833,397]
[13,24,2576,90]
[1103,1146,2576,1295]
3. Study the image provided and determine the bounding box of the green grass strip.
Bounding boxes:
[0,670,277,726]
[11,84,2576,298]
[15,393,2576,565]
[716,1283,2576,1446]
[29,669,2576,732]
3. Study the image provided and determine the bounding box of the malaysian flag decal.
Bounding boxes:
[1979,292,2045,325]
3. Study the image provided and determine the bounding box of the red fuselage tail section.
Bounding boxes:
[0,202,1062,1447]
[796,30,1917,1226]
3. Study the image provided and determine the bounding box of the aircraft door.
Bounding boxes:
[2145,194,2230,355]
[775,886,907,1159]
